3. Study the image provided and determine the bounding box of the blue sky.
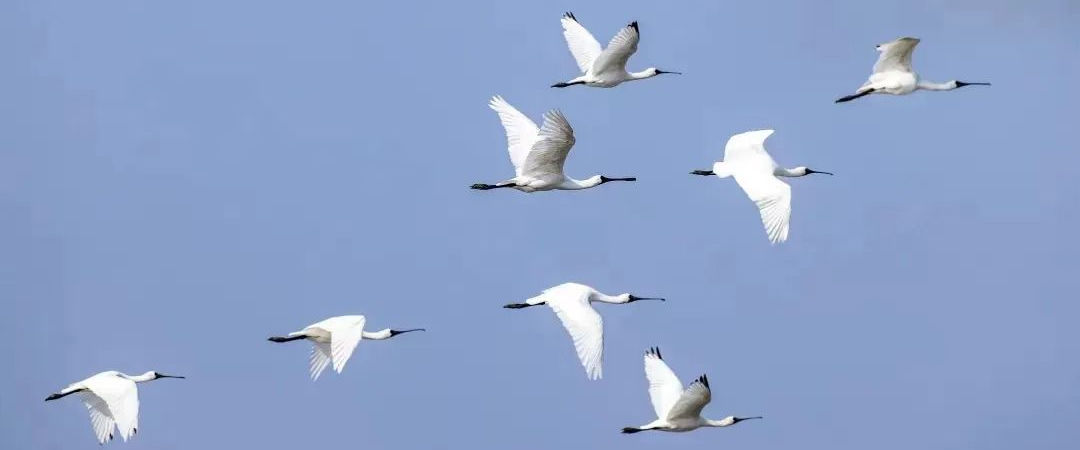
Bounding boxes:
[3,0,1079,448]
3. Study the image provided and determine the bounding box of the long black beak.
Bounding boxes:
[806,168,833,176]
[734,416,764,422]
[158,374,186,379]
[656,70,682,75]
[390,328,425,336]
[690,170,715,176]
[956,81,991,88]
[628,295,665,302]
[600,176,637,183]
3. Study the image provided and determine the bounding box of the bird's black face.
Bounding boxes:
[654,69,682,75]
[600,176,637,183]
[389,328,426,337]
[805,168,834,176]
[154,372,185,380]
[690,169,715,176]
[733,416,764,423]
[955,81,991,88]
[628,295,665,303]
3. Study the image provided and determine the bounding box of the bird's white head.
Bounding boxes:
[618,293,666,304]
[712,415,763,427]
[949,80,991,90]
[131,371,186,382]
[388,328,426,337]
[789,166,834,177]
[644,67,681,78]
[364,328,426,340]
[583,175,637,188]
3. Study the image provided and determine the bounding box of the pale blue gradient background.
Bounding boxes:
[3,0,1079,449]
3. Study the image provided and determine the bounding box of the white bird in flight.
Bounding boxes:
[836,37,989,103]
[503,282,664,380]
[552,12,680,88]
[45,370,184,445]
[691,129,831,244]
[622,347,761,434]
[471,96,636,192]
[268,315,424,380]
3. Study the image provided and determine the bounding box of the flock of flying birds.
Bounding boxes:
[44,12,988,445]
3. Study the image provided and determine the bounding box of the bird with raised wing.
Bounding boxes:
[622,347,761,434]
[471,96,636,192]
[691,129,831,244]
[268,315,424,380]
[553,12,680,88]
[503,282,664,380]
[45,370,184,445]
[835,37,989,103]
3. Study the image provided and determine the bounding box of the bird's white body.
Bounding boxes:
[697,129,829,244]
[623,348,760,433]
[504,282,663,380]
[837,37,989,102]
[271,315,423,380]
[46,370,182,445]
[555,13,677,88]
[474,96,634,193]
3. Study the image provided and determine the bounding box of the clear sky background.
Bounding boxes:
[3,0,1079,449]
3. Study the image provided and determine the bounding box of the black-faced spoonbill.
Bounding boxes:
[471,96,636,192]
[268,315,424,380]
[553,12,680,88]
[622,348,761,434]
[836,37,989,103]
[503,282,664,380]
[45,370,184,444]
[691,129,831,244]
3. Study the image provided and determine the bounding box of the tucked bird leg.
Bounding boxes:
[471,183,516,190]
[44,390,82,401]
[835,88,876,103]
[504,302,545,309]
[621,426,660,434]
[267,335,307,343]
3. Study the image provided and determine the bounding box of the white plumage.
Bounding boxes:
[692,129,832,244]
[622,348,761,433]
[471,96,636,192]
[553,12,680,88]
[836,37,990,103]
[503,282,664,380]
[45,370,184,445]
[269,315,424,380]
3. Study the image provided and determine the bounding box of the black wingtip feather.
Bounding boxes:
[645,346,663,359]
[698,374,710,388]
[564,12,577,22]
[629,21,639,31]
